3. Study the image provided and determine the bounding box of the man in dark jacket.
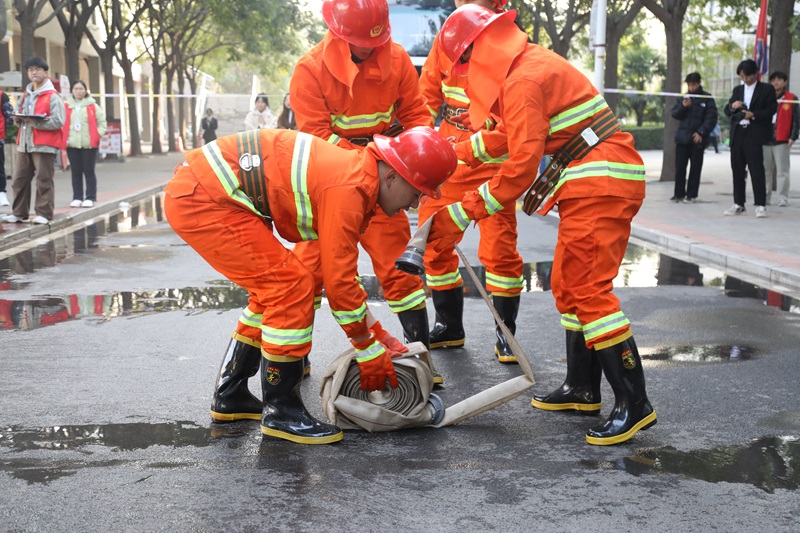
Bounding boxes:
[670,72,717,203]
[723,59,778,217]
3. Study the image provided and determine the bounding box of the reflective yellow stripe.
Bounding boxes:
[238,307,262,329]
[486,272,523,290]
[426,270,462,288]
[447,202,470,231]
[291,132,317,240]
[313,296,322,310]
[583,311,630,341]
[442,83,469,105]
[354,339,386,363]
[328,133,342,145]
[552,161,646,195]
[261,324,313,346]
[331,104,394,130]
[332,301,368,326]
[478,182,503,215]
[470,131,508,164]
[549,95,608,134]
[387,288,426,313]
[203,141,260,215]
[561,313,582,331]
[427,105,438,119]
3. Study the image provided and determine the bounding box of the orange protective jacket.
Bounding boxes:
[453,22,645,217]
[290,31,432,150]
[179,130,382,342]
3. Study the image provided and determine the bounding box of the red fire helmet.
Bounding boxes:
[373,127,457,200]
[321,0,391,49]
[438,4,517,64]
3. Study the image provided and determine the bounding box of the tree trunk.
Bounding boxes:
[187,76,198,149]
[166,66,177,152]
[769,0,793,78]
[658,22,682,182]
[119,56,142,156]
[19,12,36,87]
[100,49,116,119]
[177,76,186,150]
[151,65,163,154]
[63,31,83,84]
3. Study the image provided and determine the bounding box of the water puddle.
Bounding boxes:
[0,195,797,332]
[640,344,757,364]
[582,436,800,493]
[0,421,215,451]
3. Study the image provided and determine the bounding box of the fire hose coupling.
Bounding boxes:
[395,217,434,276]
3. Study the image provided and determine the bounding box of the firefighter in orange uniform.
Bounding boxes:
[165,127,456,445]
[418,0,523,364]
[289,0,436,365]
[429,5,655,445]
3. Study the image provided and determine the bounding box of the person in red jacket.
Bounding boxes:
[418,0,523,364]
[763,71,799,207]
[289,0,437,375]
[429,5,655,445]
[165,126,456,444]
[3,57,65,225]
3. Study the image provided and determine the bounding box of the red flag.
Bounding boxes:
[754,0,769,80]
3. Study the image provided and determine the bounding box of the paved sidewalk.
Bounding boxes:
[1,146,799,298]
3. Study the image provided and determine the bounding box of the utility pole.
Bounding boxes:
[591,0,607,94]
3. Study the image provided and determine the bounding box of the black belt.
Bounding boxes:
[348,123,405,146]
[521,106,621,215]
[442,104,470,131]
[235,130,272,219]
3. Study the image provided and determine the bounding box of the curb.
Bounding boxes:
[630,224,800,298]
[0,182,168,254]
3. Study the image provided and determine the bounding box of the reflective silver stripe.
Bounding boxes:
[387,288,426,313]
[354,339,386,363]
[478,182,503,215]
[485,272,523,290]
[447,202,470,231]
[331,105,394,130]
[549,95,608,134]
[560,313,582,331]
[260,324,313,346]
[470,131,508,164]
[238,307,262,329]
[328,134,342,145]
[426,270,462,288]
[442,83,469,105]
[553,161,646,195]
[332,301,368,326]
[291,132,318,240]
[583,311,629,341]
[203,141,259,214]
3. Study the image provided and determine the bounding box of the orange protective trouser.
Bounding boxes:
[418,173,523,294]
[164,165,315,358]
[551,195,642,349]
[293,206,425,313]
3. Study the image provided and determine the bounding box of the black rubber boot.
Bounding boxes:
[429,287,465,349]
[398,307,442,385]
[493,294,520,364]
[586,334,657,445]
[260,356,343,444]
[531,329,602,415]
[210,338,263,422]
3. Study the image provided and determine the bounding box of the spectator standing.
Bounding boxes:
[670,73,717,203]
[0,89,13,206]
[708,123,721,153]
[200,108,217,144]
[63,80,107,208]
[243,94,276,131]
[277,94,296,130]
[2,57,65,225]
[763,71,799,207]
[723,59,777,218]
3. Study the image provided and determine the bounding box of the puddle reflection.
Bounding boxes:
[582,436,800,493]
[641,344,757,364]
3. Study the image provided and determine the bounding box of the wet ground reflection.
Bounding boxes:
[582,436,800,493]
[0,195,798,332]
[640,344,757,364]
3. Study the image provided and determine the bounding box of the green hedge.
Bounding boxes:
[621,126,664,151]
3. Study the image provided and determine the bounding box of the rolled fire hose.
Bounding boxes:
[320,218,535,431]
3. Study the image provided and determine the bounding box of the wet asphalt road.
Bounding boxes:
[0,201,798,532]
